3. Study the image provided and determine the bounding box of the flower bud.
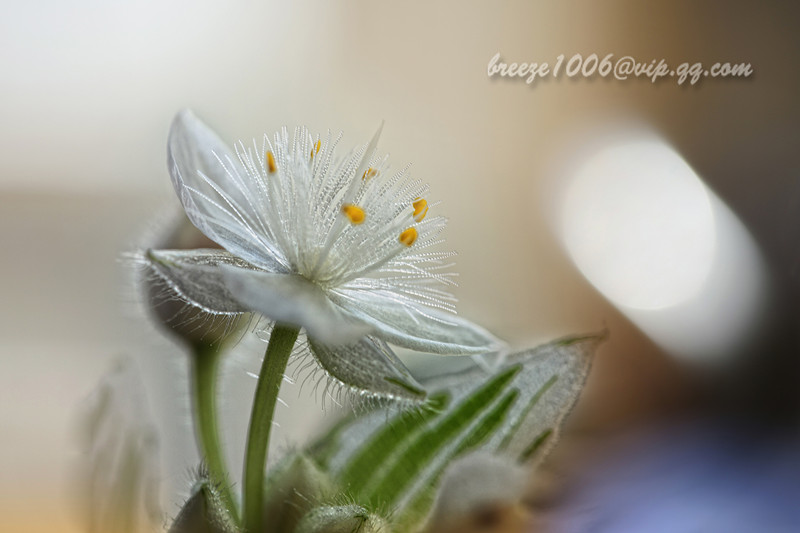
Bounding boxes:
[263,453,335,533]
[169,476,239,533]
[296,505,389,533]
[143,212,246,349]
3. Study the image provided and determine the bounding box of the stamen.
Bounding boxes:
[399,227,418,246]
[362,167,378,180]
[266,151,277,173]
[342,204,366,225]
[412,197,428,222]
[310,139,321,158]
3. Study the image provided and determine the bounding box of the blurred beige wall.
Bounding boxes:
[2,1,798,531]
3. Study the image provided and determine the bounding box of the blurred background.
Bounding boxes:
[2,1,799,531]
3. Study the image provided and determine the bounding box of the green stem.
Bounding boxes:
[242,325,299,533]
[192,344,239,523]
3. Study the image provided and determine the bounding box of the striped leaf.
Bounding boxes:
[308,333,602,530]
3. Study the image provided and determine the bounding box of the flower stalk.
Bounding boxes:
[242,325,300,533]
[190,342,239,523]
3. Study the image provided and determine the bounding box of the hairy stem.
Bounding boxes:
[192,343,240,523]
[242,325,299,533]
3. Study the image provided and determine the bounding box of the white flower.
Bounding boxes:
[144,110,502,401]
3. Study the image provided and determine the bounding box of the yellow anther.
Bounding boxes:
[412,197,428,222]
[266,151,277,174]
[362,167,378,180]
[341,204,366,225]
[399,227,418,247]
[311,139,321,158]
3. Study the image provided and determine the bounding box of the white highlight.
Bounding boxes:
[563,140,715,310]
[559,133,766,363]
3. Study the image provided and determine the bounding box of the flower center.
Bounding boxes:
[252,134,434,287]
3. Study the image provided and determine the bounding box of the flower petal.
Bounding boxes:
[308,336,426,402]
[145,248,255,314]
[220,266,372,345]
[329,291,503,355]
[168,110,287,272]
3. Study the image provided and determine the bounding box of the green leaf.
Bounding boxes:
[360,365,522,507]
[336,393,450,493]
[308,333,602,529]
